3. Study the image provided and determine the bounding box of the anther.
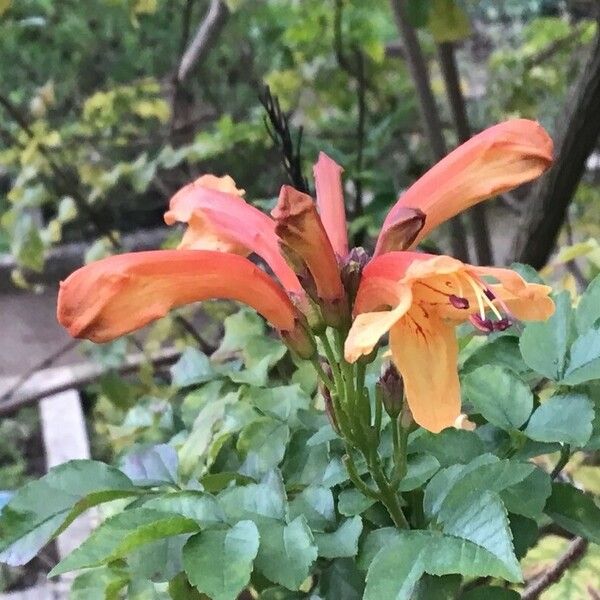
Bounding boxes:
[449,294,470,309]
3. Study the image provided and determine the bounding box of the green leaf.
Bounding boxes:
[575,273,600,333]
[168,572,205,600]
[398,454,440,492]
[462,336,528,376]
[238,417,290,479]
[119,444,178,486]
[128,535,187,582]
[524,393,594,446]
[218,474,287,524]
[70,566,129,600]
[254,517,317,590]
[500,467,552,519]
[509,514,539,560]
[440,491,522,581]
[338,488,376,517]
[428,0,471,42]
[545,483,600,543]
[283,430,330,487]
[319,558,364,600]
[412,575,461,600]
[520,291,573,380]
[563,328,600,385]
[142,491,225,527]
[363,528,521,600]
[170,348,214,387]
[408,429,484,467]
[183,520,260,600]
[463,365,533,430]
[288,486,335,531]
[244,385,310,423]
[216,309,265,356]
[0,460,138,565]
[314,516,362,559]
[424,455,533,520]
[49,508,199,576]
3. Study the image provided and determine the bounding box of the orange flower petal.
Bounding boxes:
[314,152,348,258]
[344,289,412,362]
[376,119,553,254]
[57,250,299,343]
[272,185,347,325]
[390,308,461,433]
[164,177,302,294]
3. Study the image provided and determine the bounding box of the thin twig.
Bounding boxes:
[258,86,309,193]
[0,339,79,403]
[521,537,588,600]
[0,349,181,417]
[550,444,571,480]
[177,0,229,83]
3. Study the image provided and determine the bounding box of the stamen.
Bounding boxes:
[464,275,487,320]
[494,318,512,332]
[449,294,469,309]
[470,315,494,333]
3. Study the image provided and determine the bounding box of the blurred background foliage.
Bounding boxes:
[0,0,598,283]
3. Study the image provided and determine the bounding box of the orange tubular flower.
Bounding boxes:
[375,119,553,255]
[272,185,348,327]
[164,175,302,295]
[345,252,554,432]
[313,152,348,258]
[57,249,313,355]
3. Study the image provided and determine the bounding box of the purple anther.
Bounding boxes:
[470,314,494,333]
[449,294,470,309]
[494,318,512,332]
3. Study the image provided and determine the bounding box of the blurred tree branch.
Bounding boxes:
[521,536,588,600]
[437,41,493,265]
[512,21,600,267]
[389,0,470,262]
[177,0,229,83]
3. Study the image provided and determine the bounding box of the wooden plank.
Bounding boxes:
[39,368,95,566]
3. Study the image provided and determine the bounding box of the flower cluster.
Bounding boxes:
[58,119,554,433]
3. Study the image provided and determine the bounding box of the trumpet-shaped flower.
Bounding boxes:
[345,252,554,432]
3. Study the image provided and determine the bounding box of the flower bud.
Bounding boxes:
[377,362,404,418]
[341,247,370,304]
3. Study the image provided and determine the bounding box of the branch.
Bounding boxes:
[389,0,470,261]
[521,537,588,600]
[512,23,600,268]
[177,0,229,83]
[0,348,181,417]
[437,41,493,265]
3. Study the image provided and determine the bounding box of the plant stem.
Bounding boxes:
[551,444,571,479]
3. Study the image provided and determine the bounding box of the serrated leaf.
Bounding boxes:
[314,516,362,559]
[288,486,335,531]
[463,365,533,430]
[500,467,551,519]
[462,336,528,376]
[142,491,225,526]
[119,444,178,486]
[128,535,187,582]
[245,385,310,423]
[254,517,317,590]
[461,587,520,600]
[363,527,520,600]
[520,292,573,380]
[524,393,594,446]
[218,476,287,524]
[183,520,260,600]
[238,417,290,479]
[408,428,484,467]
[338,488,376,517]
[168,572,205,599]
[398,454,440,492]
[170,347,214,387]
[545,483,600,543]
[50,508,199,576]
[563,328,600,385]
[440,491,522,581]
[0,460,138,565]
